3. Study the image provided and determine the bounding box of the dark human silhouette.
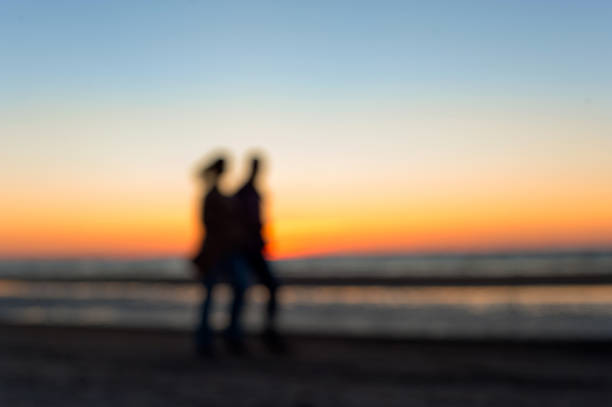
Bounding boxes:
[234,155,285,352]
[192,156,249,356]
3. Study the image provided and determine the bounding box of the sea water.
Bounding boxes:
[0,252,611,339]
[0,251,611,280]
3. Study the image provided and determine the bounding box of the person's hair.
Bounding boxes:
[200,157,225,179]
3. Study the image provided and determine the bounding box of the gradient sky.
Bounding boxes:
[1,1,611,258]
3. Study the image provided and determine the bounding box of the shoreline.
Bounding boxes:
[3,273,612,286]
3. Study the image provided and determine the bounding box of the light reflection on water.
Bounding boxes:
[1,280,612,339]
[1,281,612,305]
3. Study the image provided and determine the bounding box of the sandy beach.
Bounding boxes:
[1,323,611,406]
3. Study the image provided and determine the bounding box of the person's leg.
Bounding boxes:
[248,252,286,352]
[195,269,217,354]
[249,251,279,330]
[225,255,249,345]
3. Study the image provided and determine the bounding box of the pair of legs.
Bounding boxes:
[195,254,249,352]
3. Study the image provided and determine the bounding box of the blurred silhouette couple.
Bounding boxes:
[191,153,283,357]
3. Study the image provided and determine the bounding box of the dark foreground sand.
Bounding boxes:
[1,324,611,406]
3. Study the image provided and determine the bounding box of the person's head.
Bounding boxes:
[247,152,266,182]
[200,157,225,187]
[250,156,260,179]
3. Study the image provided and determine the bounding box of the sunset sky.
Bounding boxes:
[1,1,611,259]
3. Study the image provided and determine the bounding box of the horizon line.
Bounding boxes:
[1,246,612,262]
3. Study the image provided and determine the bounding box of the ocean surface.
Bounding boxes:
[1,252,611,339]
[1,251,611,281]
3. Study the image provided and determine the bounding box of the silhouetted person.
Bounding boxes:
[192,157,249,356]
[235,155,285,352]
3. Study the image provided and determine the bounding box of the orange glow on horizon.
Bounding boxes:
[2,184,611,259]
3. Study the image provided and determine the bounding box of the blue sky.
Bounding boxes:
[1,1,611,256]
[2,1,611,106]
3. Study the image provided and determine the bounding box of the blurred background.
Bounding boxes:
[1,0,611,335]
[1,1,611,405]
